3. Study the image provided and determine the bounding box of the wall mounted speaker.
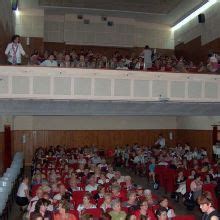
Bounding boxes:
[107,21,114,26]
[77,15,83,20]
[198,14,205,23]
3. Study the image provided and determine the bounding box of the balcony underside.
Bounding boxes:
[0,99,219,116]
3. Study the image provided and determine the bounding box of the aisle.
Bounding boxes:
[117,166,202,220]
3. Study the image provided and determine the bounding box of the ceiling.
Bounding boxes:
[0,99,220,116]
[39,0,182,14]
[38,0,205,25]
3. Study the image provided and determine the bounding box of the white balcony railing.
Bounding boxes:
[0,66,220,102]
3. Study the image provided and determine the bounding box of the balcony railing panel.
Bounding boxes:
[0,66,220,102]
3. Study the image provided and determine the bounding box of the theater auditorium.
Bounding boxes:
[0,0,220,219]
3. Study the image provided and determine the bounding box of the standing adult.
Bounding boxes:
[155,134,166,148]
[16,176,30,210]
[5,35,26,65]
[198,192,220,220]
[141,45,152,69]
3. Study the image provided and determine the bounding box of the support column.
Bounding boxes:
[4,125,12,170]
[1,115,14,172]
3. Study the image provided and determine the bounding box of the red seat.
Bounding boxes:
[155,165,166,187]
[72,191,86,207]
[173,215,196,220]
[106,149,114,157]
[186,178,193,192]
[70,163,78,170]
[68,210,79,220]
[202,183,219,208]
[164,168,177,193]
[31,184,41,197]
[82,208,102,218]
[97,198,104,207]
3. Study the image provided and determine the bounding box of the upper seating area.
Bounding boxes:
[28,48,220,74]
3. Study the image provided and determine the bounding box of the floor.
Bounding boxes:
[9,166,203,220]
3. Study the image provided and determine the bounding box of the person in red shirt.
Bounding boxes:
[134,200,157,220]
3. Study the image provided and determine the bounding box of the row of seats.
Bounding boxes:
[0,152,24,220]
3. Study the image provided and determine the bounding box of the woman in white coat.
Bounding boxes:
[5,35,26,65]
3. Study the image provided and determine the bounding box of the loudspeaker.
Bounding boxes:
[198,14,205,23]
[77,15,83,20]
[107,21,114,26]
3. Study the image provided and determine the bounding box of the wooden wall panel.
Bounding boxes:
[176,130,213,157]
[0,132,4,175]
[12,130,34,165]
[44,42,174,59]
[12,129,176,165]
[175,36,220,65]
[11,129,214,165]
[20,37,44,65]
[0,23,12,64]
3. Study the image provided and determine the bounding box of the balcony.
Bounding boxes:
[0,66,219,102]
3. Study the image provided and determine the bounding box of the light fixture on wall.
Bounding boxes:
[107,21,114,26]
[26,37,30,45]
[15,7,20,16]
[171,0,217,31]
[169,131,173,140]
[22,134,26,144]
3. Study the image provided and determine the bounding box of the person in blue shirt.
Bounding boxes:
[149,158,156,183]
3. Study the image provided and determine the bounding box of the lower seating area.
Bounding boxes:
[115,145,220,213]
[8,145,219,220]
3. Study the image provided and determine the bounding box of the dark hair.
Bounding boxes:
[145,45,149,49]
[30,213,43,220]
[156,207,168,216]
[194,173,201,180]
[125,214,136,220]
[11,35,20,42]
[159,196,168,204]
[59,199,71,211]
[34,198,50,213]
[80,213,94,220]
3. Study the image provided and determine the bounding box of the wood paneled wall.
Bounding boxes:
[44,42,174,58]
[0,34,174,65]
[176,129,213,157]
[175,36,220,64]
[20,37,44,65]
[0,132,4,175]
[12,130,177,165]
[10,129,214,165]
[0,23,12,64]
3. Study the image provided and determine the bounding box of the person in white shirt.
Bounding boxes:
[77,193,96,214]
[28,191,53,217]
[5,35,26,65]
[77,154,87,165]
[140,45,152,69]
[106,166,115,179]
[91,154,102,164]
[27,188,43,212]
[16,177,30,208]
[85,175,98,193]
[40,54,58,67]
[155,134,166,148]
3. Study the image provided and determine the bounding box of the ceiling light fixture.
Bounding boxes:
[171,0,217,31]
